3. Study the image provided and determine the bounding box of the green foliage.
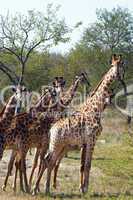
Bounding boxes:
[0,6,132,93]
[81,7,133,53]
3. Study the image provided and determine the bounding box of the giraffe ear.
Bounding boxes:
[54,77,58,80]
[22,86,27,92]
[12,87,16,92]
[59,76,63,79]
[111,54,118,65]
[111,54,117,61]
[53,81,56,87]
[118,54,122,61]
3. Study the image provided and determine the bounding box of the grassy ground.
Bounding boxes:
[0,109,133,200]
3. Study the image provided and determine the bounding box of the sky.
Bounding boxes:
[0,0,133,53]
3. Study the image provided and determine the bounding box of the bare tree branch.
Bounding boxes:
[0,64,17,84]
[2,46,22,62]
[0,61,18,79]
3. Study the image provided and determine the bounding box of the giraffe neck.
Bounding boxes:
[88,65,117,100]
[30,92,52,115]
[0,104,7,118]
[61,78,81,106]
[84,65,117,115]
[6,91,56,133]
[41,78,83,123]
[0,95,18,129]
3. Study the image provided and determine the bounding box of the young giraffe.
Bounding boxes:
[1,73,90,192]
[32,54,125,195]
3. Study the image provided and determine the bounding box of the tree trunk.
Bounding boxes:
[19,63,25,85]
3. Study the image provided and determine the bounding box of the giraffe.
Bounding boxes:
[1,73,90,192]
[0,85,27,164]
[52,88,114,189]
[0,85,27,176]
[31,54,125,195]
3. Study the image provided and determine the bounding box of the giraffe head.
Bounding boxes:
[12,84,27,101]
[53,77,66,95]
[75,72,91,86]
[111,54,127,95]
[111,54,125,80]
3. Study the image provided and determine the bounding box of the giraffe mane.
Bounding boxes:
[89,69,109,97]
[0,95,13,118]
[0,104,7,117]
[12,112,28,119]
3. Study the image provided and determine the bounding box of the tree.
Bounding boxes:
[81,7,133,53]
[0,4,70,85]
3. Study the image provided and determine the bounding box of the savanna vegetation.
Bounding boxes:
[0,4,133,200]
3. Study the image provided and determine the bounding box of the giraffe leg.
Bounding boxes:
[13,159,25,192]
[32,158,47,195]
[32,145,49,195]
[29,148,40,188]
[45,147,65,194]
[18,160,25,192]
[22,159,29,193]
[45,162,55,194]
[2,150,16,191]
[79,144,86,192]
[12,160,19,192]
[53,148,67,189]
[20,150,29,193]
[81,142,94,193]
[35,145,48,193]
